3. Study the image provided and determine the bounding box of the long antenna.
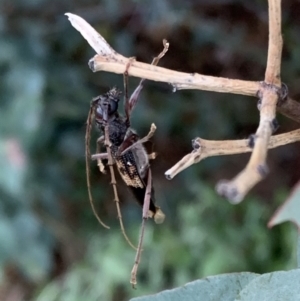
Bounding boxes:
[85,104,110,229]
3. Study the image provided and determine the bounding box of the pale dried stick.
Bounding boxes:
[216,0,283,203]
[165,129,300,181]
[90,55,259,96]
[65,12,300,124]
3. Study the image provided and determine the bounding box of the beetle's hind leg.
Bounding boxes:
[130,169,153,288]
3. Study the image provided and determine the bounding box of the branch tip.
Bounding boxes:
[216,181,241,204]
[88,59,96,72]
[165,171,173,180]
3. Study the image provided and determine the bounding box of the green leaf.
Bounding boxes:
[268,181,300,229]
[235,269,300,301]
[130,270,300,301]
[130,272,259,301]
[298,234,300,268]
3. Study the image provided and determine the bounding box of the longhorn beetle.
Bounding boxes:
[85,40,169,287]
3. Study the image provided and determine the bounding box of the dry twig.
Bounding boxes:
[65,12,300,124]
[215,0,284,203]
[165,129,300,200]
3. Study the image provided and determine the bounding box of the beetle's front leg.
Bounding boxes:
[124,40,169,122]
[93,136,108,174]
[92,153,108,174]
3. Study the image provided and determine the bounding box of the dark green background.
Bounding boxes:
[0,1,299,300]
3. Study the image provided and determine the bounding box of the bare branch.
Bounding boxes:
[90,55,259,96]
[265,0,283,85]
[65,13,258,96]
[65,12,126,60]
[66,13,300,124]
[217,89,278,202]
[277,97,300,123]
[165,129,300,181]
[215,0,283,203]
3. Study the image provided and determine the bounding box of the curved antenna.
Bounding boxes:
[103,124,138,250]
[85,104,110,229]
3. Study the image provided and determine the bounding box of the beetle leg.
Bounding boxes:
[102,121,137,250]
[125,40,169,119]
[130,169,152,288]
[95,136,107,173]
[119,124,157,156]
[148,152,157,160]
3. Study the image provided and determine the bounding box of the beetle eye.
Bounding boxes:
[94,93,119,121]
[96,106,103,116]
[108,99,118,115]
[96,99,118,117]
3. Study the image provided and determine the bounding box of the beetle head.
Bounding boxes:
[93,87,121,124]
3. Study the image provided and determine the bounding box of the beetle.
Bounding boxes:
[85,40,169,287]
[89,87,165,224]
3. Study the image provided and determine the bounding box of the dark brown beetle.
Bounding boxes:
[85,40,169,287]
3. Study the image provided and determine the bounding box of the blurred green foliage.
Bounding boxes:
[0,0,299,300]
[34,187,297,300]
